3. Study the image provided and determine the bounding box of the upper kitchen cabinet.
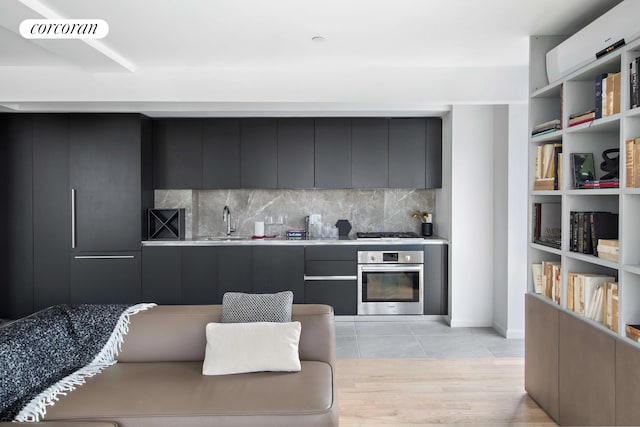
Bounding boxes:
[389,118,442,189]
[203,119,241,189]
[315,118,352,188]
[70,114,152,252]
[277,119,315,189]
[240,119,278,188]
[153,119,203,189]
[352,118,389,188]
[425,118,442,188]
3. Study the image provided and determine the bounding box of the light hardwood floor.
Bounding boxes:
[336,358,556,426]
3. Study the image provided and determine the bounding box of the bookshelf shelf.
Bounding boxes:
[528,29,640,425]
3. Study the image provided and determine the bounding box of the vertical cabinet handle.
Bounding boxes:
[71,189,76,249]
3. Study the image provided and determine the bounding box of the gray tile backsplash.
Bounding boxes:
[154,189,435,239]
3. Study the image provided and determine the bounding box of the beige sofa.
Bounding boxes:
[10,304,338,427]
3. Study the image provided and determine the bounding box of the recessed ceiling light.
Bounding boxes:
[311,36,325,43]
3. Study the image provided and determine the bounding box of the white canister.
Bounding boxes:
[254,221,265,237]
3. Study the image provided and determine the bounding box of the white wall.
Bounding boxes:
[506,103,528,338]
[493,105,509,334]
[448,105,496,327]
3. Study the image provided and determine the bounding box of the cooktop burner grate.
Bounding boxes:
[356,231,421,239]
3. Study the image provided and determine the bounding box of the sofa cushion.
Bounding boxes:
[221,291,293,323]
[42,361,337,427]
[203,321,301,375]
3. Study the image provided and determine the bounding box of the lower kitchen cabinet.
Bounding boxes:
[182,246,219,304]
[217,246,253,300]
[424,245,448,315]
[253,246,304,302]
[304,280,357,315]
[142,246,181,304]
[70,252,141,304]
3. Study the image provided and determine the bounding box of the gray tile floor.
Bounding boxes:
[335,318,524,359]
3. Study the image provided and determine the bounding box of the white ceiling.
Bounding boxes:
[0,0,623,114]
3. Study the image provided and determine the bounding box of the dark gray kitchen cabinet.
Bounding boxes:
[425,118,443,188]
[182,246,219,304]
[304,245,358,315]
[203,119,241,189]
[142,246,182,304]
[305,280,357,316]
[217,246,253,300]
[0,115,34,319]
[351,118,389,188]
[153,119,203,189]
[33,115,71,311]
[70,252,141,304]
[70,114,147,252]
[253,246,304,302]
[389,118,426,188]
[424,244,448,315]
[314,118,352,188]
[240,119,278,188]
[277,119,315,189]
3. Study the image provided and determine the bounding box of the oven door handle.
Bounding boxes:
[358,264,423,273]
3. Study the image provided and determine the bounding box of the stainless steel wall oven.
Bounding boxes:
[357,250,424,315]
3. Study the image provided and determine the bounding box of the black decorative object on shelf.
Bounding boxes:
[599,148,619,180]
[148,209,185,240]
[335,219,352,237]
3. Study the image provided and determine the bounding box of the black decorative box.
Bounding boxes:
[148,208,186,240]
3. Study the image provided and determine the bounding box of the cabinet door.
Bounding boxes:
[240,119,277,188]
[277,119,315,189]
[0,115,34,319]
[424,245,448,315]
[304,280,357,315]
[217,246,253,300]
[142,246,181,304]
[182,246,219,304]
[70,252,141,304]
[425,118,443,189]
[389,118,426,188]
[153,119,203,189]
[314,118,352,188]
[203,119,240,189]
[33,115,71,311]
[70,114,142,252]
[352,118,389,188]
[253,246,304,302]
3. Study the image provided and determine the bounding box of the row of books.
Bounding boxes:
[631,56,640,110]
[532,202,561,249]
[625,137,640,188]
[531,261,561,305]
[567,274,617,331]
[531,119,561,137]
[533,143,562,190]
[569,211,618,256]
[595,72,621,119]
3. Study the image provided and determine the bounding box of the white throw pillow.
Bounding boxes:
[202,321,302,375]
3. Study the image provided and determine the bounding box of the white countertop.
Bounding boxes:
[142,236,448,246]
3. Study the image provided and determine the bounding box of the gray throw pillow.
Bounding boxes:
[221,291,293,323]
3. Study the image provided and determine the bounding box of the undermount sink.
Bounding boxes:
[201,235,252,241]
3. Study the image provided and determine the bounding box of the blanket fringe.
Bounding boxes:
[14,303,156,423]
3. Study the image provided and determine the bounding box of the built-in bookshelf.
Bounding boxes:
[527,34,640,426]
[529,35,640,345]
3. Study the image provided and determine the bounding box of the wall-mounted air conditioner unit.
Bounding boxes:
[546,0,640,83]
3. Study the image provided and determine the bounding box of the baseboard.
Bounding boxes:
[492,321,525,339]
[448,318,493,328]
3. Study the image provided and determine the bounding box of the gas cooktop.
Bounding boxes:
[356,231,422,239]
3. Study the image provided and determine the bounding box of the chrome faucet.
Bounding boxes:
[222,205,234,236]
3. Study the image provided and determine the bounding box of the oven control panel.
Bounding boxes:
[358,251,424,264]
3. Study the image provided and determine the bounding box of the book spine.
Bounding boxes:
[612,72,621,115]
[631,58,639,109]
[595,73,608,119]
[553,144,562,190]
[626,138,635,188]
[635,137,640,189]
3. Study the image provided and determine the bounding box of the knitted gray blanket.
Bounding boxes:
[0,303,155,422]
